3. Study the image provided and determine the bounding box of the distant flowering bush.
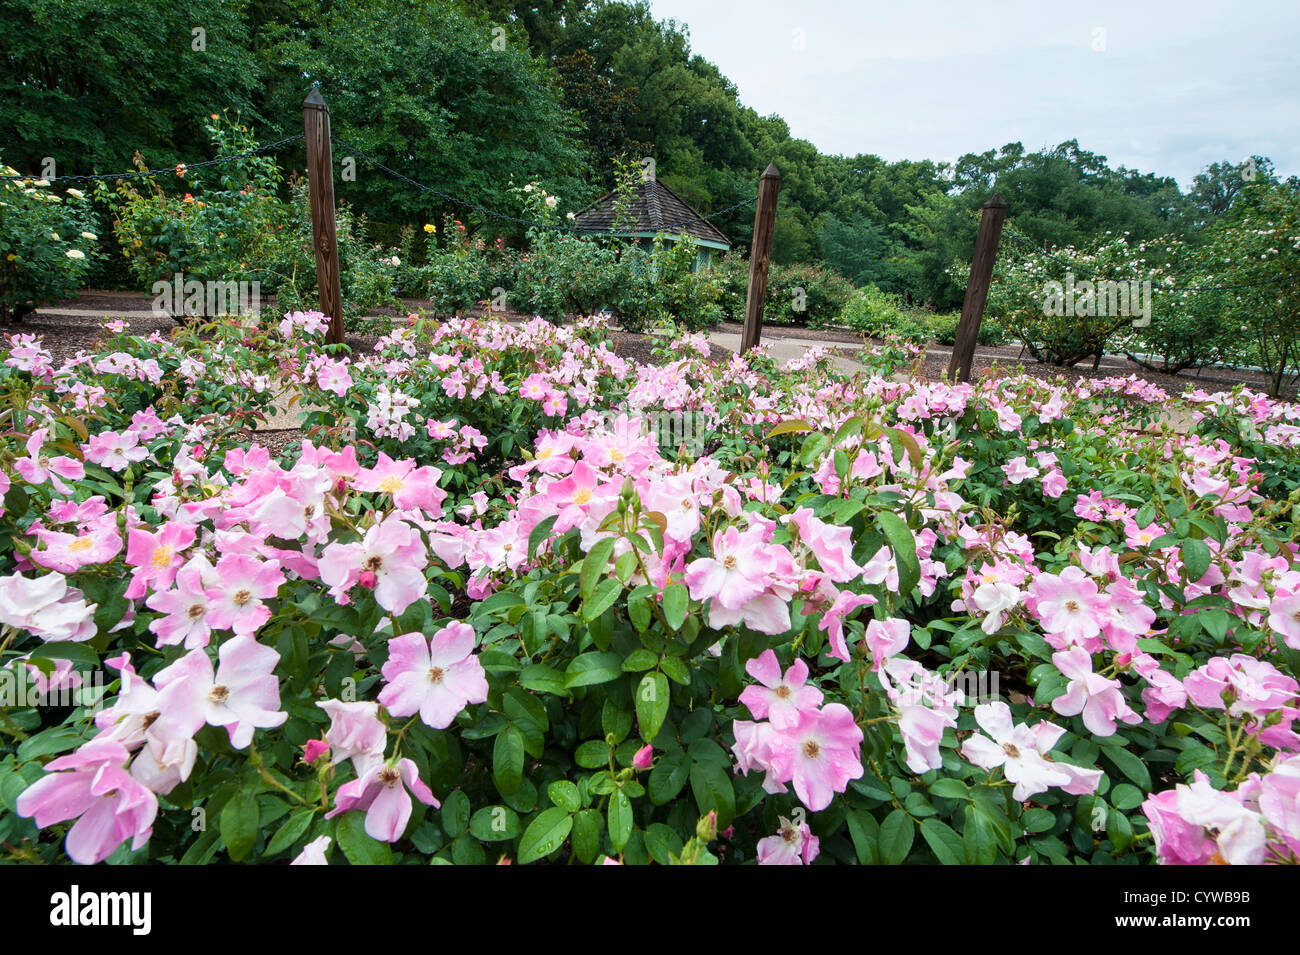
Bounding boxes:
[0,162,100,322]
[0,306,1298,865]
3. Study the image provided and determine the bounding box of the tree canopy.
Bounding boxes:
[1,0,1287,305]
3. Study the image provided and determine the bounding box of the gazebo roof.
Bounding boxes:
[572,178,731,248]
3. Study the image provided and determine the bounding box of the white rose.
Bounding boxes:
[80,231,97,241]
[66,249,85,259]
[523,184,534,192]
[50,232,60,241]
[65,188,85,199]
[390,256,401,267]
[545,196,557,209]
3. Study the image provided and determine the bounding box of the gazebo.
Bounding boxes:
[571,178,731,269]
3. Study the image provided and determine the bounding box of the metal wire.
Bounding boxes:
[331,135,756,236]
[0,134,306,184]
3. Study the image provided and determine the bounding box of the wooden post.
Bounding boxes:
[741,163,781,353]
[303,86,345,346]
[947,194,1006,382]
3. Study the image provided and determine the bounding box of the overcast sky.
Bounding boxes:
[646,0,1299,189]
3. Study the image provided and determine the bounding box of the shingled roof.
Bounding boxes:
[572,178,731,247]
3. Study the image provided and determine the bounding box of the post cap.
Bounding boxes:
[304,86,327,108]
[762,162,781,179]
[985,193,1007,209]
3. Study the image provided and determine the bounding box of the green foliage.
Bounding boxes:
[100,116,405,322]
[713,255,853,327]
[0,162,101,320]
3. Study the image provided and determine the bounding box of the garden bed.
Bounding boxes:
[1,303,1297,867]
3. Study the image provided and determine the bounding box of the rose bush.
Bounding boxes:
[0,307,1298,865]
[0,165,100,323]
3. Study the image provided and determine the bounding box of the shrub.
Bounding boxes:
[0,163,101,322]
[1198,183,1300,396]
[929,312,1007,346]
[3,313,1300,867]
[973,234,1124,366]
[100,114,404,323]
[713,256,853,328]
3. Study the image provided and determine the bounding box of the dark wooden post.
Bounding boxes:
[303,86,345,346]
[947,194,1006,382]
[741,163,781,353]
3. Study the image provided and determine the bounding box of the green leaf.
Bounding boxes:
[766,418,815,439]
[1180,539,1212,584]
[336,811,393,865]
[621,648,660,672]
[798,432,832,467]
[517,807,573,864]
[565,651,623,688]
[16,727,88,762]
[26,642,100,668]
[648,752,690,804]
[962,805,997,865]
[608,790,633,851]
[219,789,259,862]
[688,757,735,828]
[645,822,684,864]
[570,809,601,863]
[876,511,920,595]
[575,740,610,769]
[1102,744,1151,790]
[265,808,317,857]
[928,778,970,801]
[582,577,623,621]
[1021,808,1057,834]
[1110,783,1144,811]
[845,808,879,864]
[660,656,690,686]
[877,809,914,865]
[440,789,471,837]
[889,428,924,470]
[528,514,559,558]
[832,416,866,447]
[519,664,568,696]
[662,583,688,631]
[1107,807,1134,851]
[547,780,581,813]
[580,538,616,600]
[635,672,669,743]
[493,726,525,795]
[920,817,965,865]
[469,806,521,842]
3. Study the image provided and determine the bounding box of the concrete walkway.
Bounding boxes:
[706,330,869,373]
